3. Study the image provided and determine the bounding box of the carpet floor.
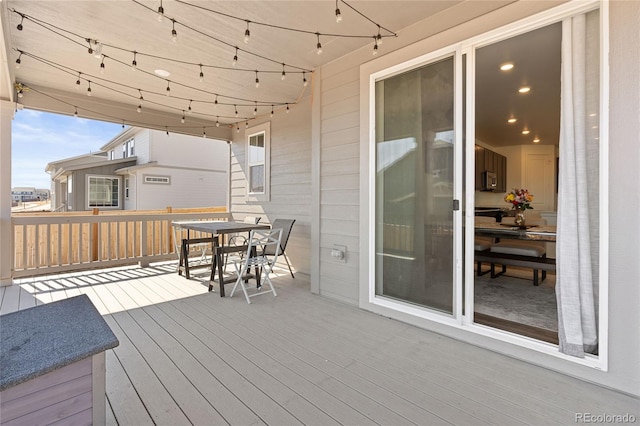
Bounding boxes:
[474,268,558,331]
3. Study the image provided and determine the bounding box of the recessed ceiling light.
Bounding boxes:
[500,63,514,71]
[533,137,540,143]
[522,129,530,135]
[154,69,171,77]
[507,118,517,124]
[518,86,531,93]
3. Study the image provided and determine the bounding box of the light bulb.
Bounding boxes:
[335,8,342,23]
[137,105,142,113]
[17,17,23,31]
[172,29,177,42]
[286,104,290,113]
[236,125,240,133]
[15,57,21,69]
[181,112,185,124]
[281,71,286,81]
[93,42,102,59]
[131,60,137,70]
[216,119,220,127]
[253,107,257,116]
[372,42,378,56]
[234,106,238,117]
[203,129,206,138]
[255,77,260,88]
[75,78,81,89]
[74,108,78,117]
[199,66,204,82]
[270,107,274,118]
[232,54,238,67]
[87,86,92,97]
[157,4,164,22]
[317,42,322,55]
[17,90,23,98]
[303,72,308,87]
[377,33,383,46]
[100,61,105,74]
[166,82,170,96]
[245,121,249,129]
[244,22,250,43]
[214,96,218,107]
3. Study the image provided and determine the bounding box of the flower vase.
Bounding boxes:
[514,208,526,227]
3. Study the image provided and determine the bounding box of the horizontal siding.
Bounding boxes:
[319,58,361,305]
[230,97,312,275]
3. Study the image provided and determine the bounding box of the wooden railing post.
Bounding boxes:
[91,208,99,261]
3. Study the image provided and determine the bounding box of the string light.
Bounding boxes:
[281,64,286,81]
[86,39,93,55]
[244,21,251,43]
[316,33,322,55]
[122,120,125,129]
[214,95,218,107]
[137,104,142,113]
[165,126,169,135]
[138,89,144,104]
[255,71,260,88]
[16,13,24,30]
[335,0,342,23]
[245,121,249,129]
[74,107,78,117]
[87,81,92,96]
[171,19,178,42]
[232,47,238,66]
[216,117,220,127]
[75,72,81,89]
[92,41,103,59]
[302,71,307,87]
[99,56,106,74]
[286,103,290,113]
[17,88,24,98]
[181,111,185,123]
[157,0,164,22]
[372,37,378,56]
[166,80,170,96]
[203,127,207,138]
[236,124,240,133]
[376,25,383,46]
[234,105,238,117]
[188,100,193,113]
[253,101,258,116]
[270,105,274,117]
[131,51,137,70]
[15,53,22,69]
[199,64,204,82]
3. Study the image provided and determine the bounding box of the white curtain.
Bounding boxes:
[556,11,600,357]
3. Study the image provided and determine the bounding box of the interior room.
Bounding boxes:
[472,22,562,344]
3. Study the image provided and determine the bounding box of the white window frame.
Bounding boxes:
[86,175,121,210]
[124,177,130,199]
[122,138,135,158]
[246,122,271,201]
[360,0,608,371]
[143,174,171,185]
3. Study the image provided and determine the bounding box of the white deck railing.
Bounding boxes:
[11,208,232,278]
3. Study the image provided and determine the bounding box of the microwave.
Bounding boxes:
[482,171,497,191]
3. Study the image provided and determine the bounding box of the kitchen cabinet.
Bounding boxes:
[475,145,507,192]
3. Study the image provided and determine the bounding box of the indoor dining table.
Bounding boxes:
[175,221,270,296]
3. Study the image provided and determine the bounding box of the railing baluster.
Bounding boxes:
[46,223,51,268]
[34,224,40,271]
[22,224,27,269]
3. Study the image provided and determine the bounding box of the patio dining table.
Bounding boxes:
[175,221,270,296]
[474,222,557,242]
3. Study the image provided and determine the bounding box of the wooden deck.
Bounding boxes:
[2,262,637,425]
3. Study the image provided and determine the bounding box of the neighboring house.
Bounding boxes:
[11,187,49,202]
[46,127,229,211]
[11,187,36,202]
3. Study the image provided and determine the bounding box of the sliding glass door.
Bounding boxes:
[374,56,457,314]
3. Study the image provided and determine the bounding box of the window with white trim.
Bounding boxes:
[143,175,171,184]
[124,177,130,199]
[246,122,271,200]
[87,175,120,208]
[122,138,135,158]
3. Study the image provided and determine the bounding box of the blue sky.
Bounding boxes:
[12,109,123,189]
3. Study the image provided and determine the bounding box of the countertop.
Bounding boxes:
[0,294,119,391]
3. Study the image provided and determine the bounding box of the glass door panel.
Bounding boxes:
[374,56,455,314]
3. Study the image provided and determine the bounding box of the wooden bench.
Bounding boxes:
[474,250,556,286]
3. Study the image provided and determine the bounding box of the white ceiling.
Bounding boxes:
[2,0,469,139]
[2,0,558,146]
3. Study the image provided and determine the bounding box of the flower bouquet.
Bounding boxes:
[504,188,534,226]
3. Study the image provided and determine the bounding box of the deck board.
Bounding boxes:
[3,261,638,425]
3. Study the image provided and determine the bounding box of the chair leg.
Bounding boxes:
[533,269,539,286]
[283,252,295,278]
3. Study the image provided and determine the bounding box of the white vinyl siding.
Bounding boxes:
[230,105,312,276]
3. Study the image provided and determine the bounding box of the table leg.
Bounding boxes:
[217,236,226,297]
[208,240,218,292]
[182,239,191,279]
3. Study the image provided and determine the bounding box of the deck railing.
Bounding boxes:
[11,207,232,278]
